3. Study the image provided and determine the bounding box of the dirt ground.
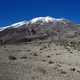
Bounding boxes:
[0,41,80,80]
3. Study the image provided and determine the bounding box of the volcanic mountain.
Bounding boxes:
[0,16,80,44]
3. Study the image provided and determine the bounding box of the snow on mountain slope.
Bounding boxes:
[10,21,27,27]
[0,21,28,31]
[0,16,65,31]
[0,16,78,44]
[30,16,64,23]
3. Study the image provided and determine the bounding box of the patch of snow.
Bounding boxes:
[10,21,27,28]
[0,21,28,31]
[0,16,65,31]
[30,16,64,23]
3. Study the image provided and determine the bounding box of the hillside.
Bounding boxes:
[0,17,80,80]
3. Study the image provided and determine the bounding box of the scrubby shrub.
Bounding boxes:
[8,55,17,60]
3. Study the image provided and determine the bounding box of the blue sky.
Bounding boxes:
[0,0,80,26]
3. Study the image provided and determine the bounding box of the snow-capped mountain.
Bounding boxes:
[0,16,65,31]
[0,16,79,44]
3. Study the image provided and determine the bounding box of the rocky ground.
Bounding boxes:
[0,40,80,80]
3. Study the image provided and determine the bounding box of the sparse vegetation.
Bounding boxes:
[20,56,27,59]
[70,67,76,72]
[48,60,54,64]
[33,52,38,56]
[8,55,17,60]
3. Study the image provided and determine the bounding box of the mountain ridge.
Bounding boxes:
[0,16,68,31]
[0,16,80,44]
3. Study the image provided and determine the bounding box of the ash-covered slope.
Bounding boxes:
[0,16,79,44]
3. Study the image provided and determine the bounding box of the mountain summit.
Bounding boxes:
[30,16,64,23]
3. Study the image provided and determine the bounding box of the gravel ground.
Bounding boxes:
[0,41,80,80]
